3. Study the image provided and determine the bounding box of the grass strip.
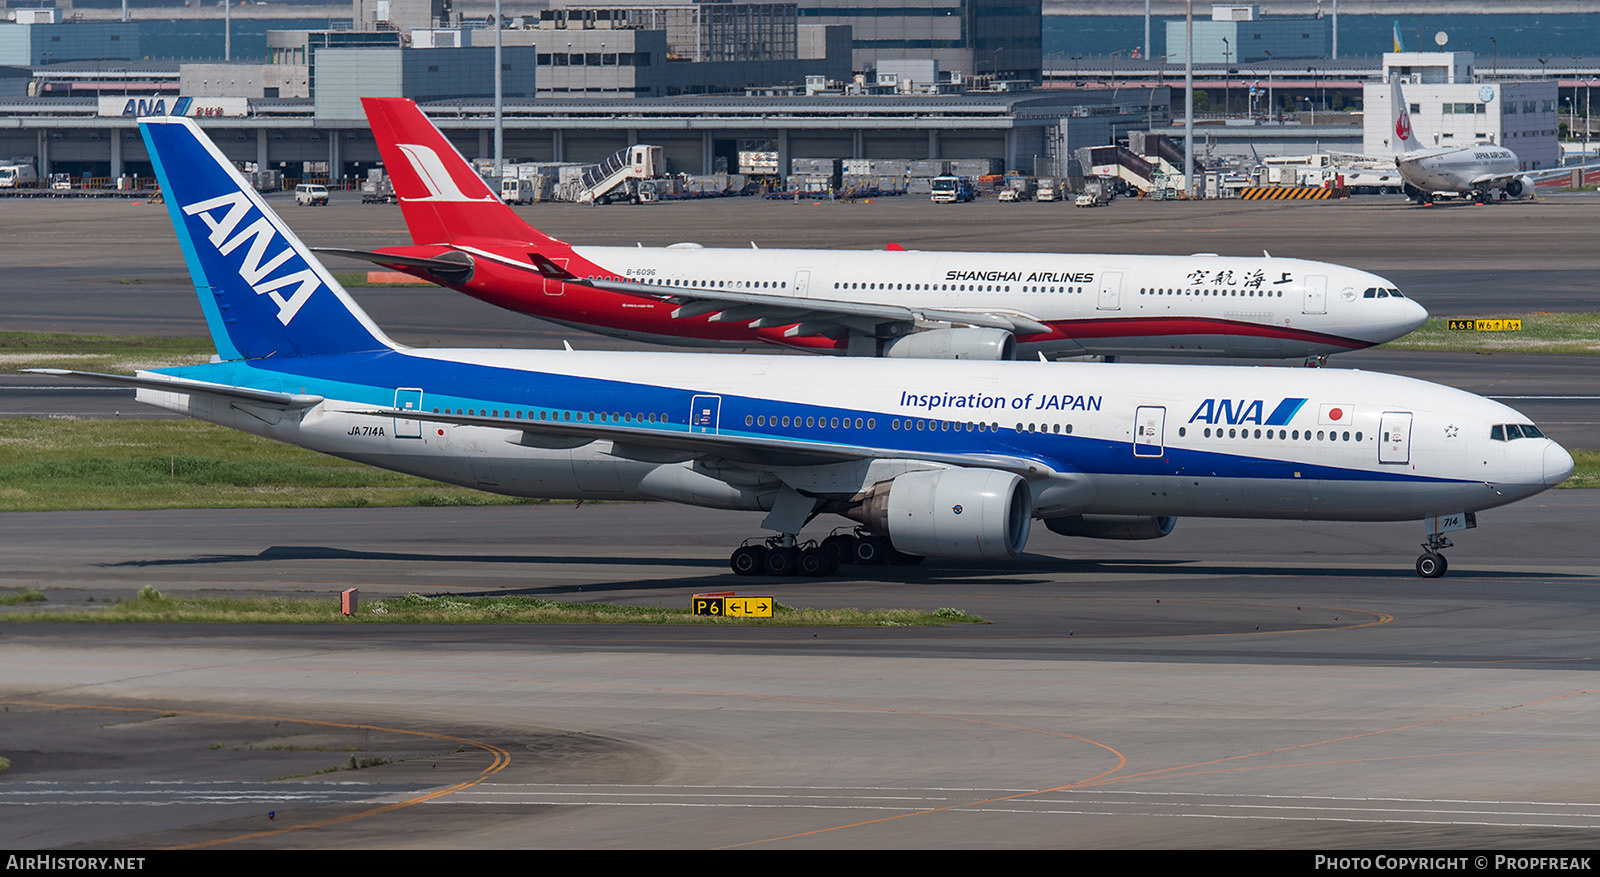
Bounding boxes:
[1382,313,1600,354]
[0,331,214,374]
[1564,450,1600,489]
[6,587,985,627]
[0,418,534,511]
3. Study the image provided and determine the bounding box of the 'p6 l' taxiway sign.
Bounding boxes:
[692,593,773,618]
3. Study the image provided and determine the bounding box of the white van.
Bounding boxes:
[294,183,330,206]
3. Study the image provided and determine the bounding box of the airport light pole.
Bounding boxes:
[1222,37,1230,115]
[1144,0,1152,65]
[1109,47,1129,97]
[1263,49,1276,121]
[494,0,504,184]
[1184,0,1194,197]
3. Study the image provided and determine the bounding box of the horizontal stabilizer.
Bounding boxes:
[313,247,475,284]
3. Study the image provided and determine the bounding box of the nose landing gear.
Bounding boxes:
[1416,533,1453,578]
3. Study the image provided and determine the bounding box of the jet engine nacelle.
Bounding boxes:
[1504,176,1532,198]
[881,327,1016,361]
[848,468,1032,559]
[1044,514,1177,540]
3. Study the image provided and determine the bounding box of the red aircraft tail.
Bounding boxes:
[362,97,563,248]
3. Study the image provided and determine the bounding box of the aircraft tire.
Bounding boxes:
[822,533,857,564]
[1415,552,1447,578]
[764,546,799,576]
[852,534,889,565]
[730,545,767,576]
[798,547,838,577]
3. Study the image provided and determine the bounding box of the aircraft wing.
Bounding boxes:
[341,405,1054,479]
[1468,171,1521,186]
[23,369,325,409]
[580,277,1052,338]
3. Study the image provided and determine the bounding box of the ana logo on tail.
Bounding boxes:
[182,191,323,326]
[397,143,496,203]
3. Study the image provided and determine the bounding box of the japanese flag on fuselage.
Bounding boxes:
[1320,403,1354,426]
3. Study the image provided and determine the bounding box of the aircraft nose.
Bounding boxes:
[1545,441,1575,487]
[1399,296,1429,334]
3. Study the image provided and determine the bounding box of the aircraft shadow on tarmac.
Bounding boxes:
[94,545,1585,591]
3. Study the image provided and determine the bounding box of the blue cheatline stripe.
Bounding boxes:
[150,352,1465,487]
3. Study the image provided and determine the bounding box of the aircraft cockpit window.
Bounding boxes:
[1388,288,1406,298]
[1363,287,1378,298]
[1492,423,1546,441]
[1376,289,1390,298]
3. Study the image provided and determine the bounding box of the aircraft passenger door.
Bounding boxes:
[1379,411,1412,464]
[1097,271,1124,311]
[543,257,569,295]
[393,388,423,439]
[1303,274,1328,315]
[792,269,812,298]
[1133,406,1166,457]
[690,395,722,434]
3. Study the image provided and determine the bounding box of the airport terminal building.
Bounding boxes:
[0,0,1125,183]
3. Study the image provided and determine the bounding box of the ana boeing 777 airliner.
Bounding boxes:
[34,117,1572,578]
[315,98,1427,363]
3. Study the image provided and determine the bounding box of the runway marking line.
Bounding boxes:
[0,698,511,849]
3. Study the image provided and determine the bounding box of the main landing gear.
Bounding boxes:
[729,529,924,577]
[730,536,839,577]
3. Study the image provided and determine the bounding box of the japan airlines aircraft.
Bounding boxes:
[36,117,1571,579]
[316,98,1426,363]
[1388,77,1535,205]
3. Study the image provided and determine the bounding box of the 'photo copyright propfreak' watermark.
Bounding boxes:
[1314,856,1593,871]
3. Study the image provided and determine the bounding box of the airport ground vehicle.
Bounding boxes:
[295,183,330,206]
[930,175,975,203]
[0,163,37,188]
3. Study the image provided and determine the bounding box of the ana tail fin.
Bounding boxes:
[140,116,398,361]
[363,97,558,247]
